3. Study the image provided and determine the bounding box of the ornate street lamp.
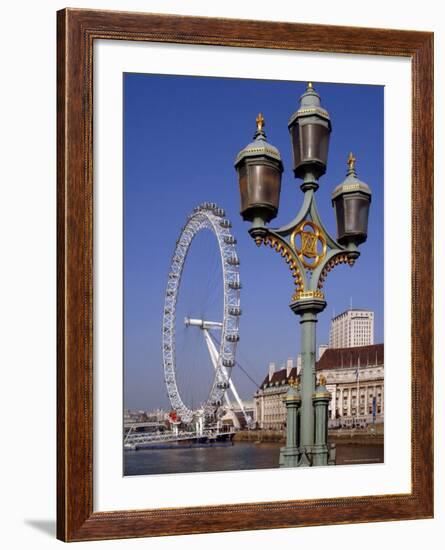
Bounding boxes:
[235,83,371,467]
[234,113,283,230]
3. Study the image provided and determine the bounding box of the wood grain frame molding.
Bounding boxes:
[57,8,433,542]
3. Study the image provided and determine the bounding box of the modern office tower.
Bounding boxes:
[329,309,374,349]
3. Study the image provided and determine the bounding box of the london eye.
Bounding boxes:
[162,203,249,428]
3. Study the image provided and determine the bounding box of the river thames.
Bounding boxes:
[124,441,383,476]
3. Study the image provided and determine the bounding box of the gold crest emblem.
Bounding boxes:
[291,220,327,269]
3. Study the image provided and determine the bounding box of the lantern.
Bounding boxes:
[234,113,283,226]
[332,153,372,247]
[288,83,331,182]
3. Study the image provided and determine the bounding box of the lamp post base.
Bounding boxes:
[297,447,312,467]
[279,444,334,468]
[311,444,329,466]
[279,446,300,468]
[279,446,319,468]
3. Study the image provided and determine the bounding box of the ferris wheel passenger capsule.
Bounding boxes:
[227,254,240,266]
[228,280,242,290]
[224,236,237,245]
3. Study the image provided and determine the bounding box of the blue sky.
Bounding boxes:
[123,74,384,411]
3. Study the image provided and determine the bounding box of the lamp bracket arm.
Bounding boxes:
[309,248,342,291]
[309,196,344,251]
[311,248,360,293]
[260,229,308,292]
[273,189,314,237]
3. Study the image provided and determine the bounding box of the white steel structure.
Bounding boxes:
[184,318,250,428]
[162,203,242,425]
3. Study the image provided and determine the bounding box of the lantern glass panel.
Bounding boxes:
[334,199,346,239]
[302,124,330,165]
[290,122,330,176]
[247,163,281,210]
[290,123,302,168]
[238,164,249,213]
[344,195,370,235]
[334,193,371,245]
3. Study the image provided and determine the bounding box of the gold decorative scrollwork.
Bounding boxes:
[292,289,325,302]
[288,376,300,389]
[257,235,305,297]
[290,220,327,270]
[317,253,355,290]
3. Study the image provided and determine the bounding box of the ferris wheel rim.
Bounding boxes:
[162,203,241,424]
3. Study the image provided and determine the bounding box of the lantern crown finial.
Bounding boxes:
[256,112,265,132]
[235,113,281,166]
[253,112,267,140]
[347,152,357,174]
[333,153,370,198]
[300,82,321,108]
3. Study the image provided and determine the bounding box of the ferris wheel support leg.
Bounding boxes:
[195,415,204,437]
[226,379,250,427]
[203,329,249,429]
[203,329,236,411]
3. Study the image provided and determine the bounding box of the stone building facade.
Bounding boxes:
[253,344,384,430]
[318,344,384,428]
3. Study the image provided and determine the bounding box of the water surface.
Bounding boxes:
[124,441,383,476]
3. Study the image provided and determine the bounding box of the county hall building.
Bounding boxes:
[253,343,384,430]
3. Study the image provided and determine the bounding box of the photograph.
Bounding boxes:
[122,74,384,476]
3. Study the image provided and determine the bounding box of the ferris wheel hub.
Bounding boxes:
[184,317,223,330]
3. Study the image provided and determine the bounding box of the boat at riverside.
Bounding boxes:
[124,425,236,451]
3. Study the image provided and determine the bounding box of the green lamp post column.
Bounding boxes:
[290,302,326,465]
[280,377,301,467]
[312,375,331,466]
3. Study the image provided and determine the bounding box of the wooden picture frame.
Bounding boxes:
[57,8,433,542]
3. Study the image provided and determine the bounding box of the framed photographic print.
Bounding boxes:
[57,8,433,542]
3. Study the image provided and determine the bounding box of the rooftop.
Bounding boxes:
[316,343,383,371]
[332,308,373,320]
[259,343,384,388]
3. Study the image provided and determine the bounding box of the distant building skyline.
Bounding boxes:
[251,307,377,387]
[329,309,374,349]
